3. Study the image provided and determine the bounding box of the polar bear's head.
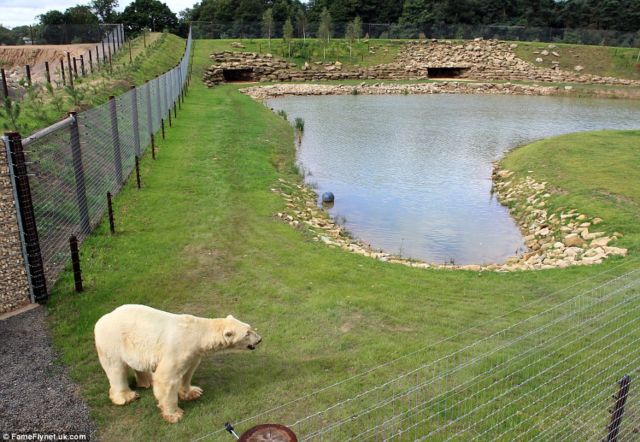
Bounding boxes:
[222,315,262,351]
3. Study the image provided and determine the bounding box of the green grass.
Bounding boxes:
[513,41,640,80]
[0,32,185,135]
[202,38,404,68]
[501,130,640,252]
[44,39,640,441]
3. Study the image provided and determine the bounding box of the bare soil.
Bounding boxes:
[0,44,97,83]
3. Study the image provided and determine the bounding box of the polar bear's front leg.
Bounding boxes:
[153,376,183,423]
[178,357,203,401]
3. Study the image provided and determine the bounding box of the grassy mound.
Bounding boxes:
[501,130,640,254]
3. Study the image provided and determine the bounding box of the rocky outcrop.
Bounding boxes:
[203,51,425,87]
[491,170,627,270]
[242,81,564,100]
[205,39,640,88]
[398,38,640,86]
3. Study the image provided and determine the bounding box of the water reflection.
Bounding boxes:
[268,94,640,264]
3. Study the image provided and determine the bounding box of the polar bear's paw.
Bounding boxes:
[179,386,203,401]
[110,390,140,406]
[162,407,184,423]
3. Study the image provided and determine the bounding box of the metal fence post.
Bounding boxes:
[68,112,91,235]
[1,68,9,98]
[130,86,141,157]
[156,76,163,127]
[66,52,74,87]
[606,375,631,442]
[69,235,82,292]
[5,131,48,303]
[80,55,86,76]
[145,81,154,154]
[25,65,32,87]
[108,96,123,185]
[59,59,66,86]
[44,62,51,85]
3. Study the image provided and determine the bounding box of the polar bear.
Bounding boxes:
[94,304,262,423]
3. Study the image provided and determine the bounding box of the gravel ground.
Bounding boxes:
[0,306,96,438]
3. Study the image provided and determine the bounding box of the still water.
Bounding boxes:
[268,94,640,264]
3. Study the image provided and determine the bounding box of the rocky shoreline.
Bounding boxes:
[272,168,627,272]
[241,81,640,101]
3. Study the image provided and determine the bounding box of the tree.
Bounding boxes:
[283,17,294,57]
[120,0,178,34]
[295,6,307,41]
[91,0,119,23]
[262,8,274,50]
[345,21,356,58]
[353,15,362,41]
[317,7,332,60]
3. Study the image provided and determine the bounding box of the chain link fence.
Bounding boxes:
[1,24,125,100]
[3,28,192,299]
[194,260,640,441]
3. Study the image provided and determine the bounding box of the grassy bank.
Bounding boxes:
[46,39,639,440]
[513,41,640,80]
[0,33,185,134]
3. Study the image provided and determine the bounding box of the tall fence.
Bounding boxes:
[195,259,640,441]
[191,21,640,48]
[1,24,125,100]
[2,28,192,302]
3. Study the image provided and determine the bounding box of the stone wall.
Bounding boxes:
[398,39,640,86]
[203,51,425,87]
[205,39,640,88]
[0,138,31,313]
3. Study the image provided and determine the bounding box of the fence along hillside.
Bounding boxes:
[0,24,124,100]
[3,28,192,302]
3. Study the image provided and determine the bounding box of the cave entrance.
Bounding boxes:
[222,68,255,82]
[427,67,469,79]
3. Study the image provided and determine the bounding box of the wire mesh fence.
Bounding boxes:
[0,24,124,100]
[195,259,640,441]
[4,28,192,291]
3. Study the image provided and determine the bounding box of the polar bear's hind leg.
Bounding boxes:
[100,356,139,405]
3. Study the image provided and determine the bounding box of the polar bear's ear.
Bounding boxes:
[226,314,235,319]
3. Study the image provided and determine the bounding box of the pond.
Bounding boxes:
[267,94,640,265]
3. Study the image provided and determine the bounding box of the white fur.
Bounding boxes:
[94,304,261,423]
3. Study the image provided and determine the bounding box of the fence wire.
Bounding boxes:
[195,259,640,441]
[1,25,123,100]
[15,28,192,287]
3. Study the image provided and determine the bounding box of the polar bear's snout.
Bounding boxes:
[224,315,263,351]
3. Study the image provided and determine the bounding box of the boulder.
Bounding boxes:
[563,233,584,247]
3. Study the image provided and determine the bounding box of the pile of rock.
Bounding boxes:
[492,169,627,270]
[203,51,424,86]
[205,39,640,88]
[203,52,296,86]
[0,140,30,313]
[241,81,561,100]
[271,169,628,272]
[399,38,640,86]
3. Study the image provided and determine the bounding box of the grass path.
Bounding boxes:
[46,40,640,440]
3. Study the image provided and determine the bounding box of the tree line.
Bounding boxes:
[0,0,638,46]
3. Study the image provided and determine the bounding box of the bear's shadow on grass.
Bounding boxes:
[123,351,319,415]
